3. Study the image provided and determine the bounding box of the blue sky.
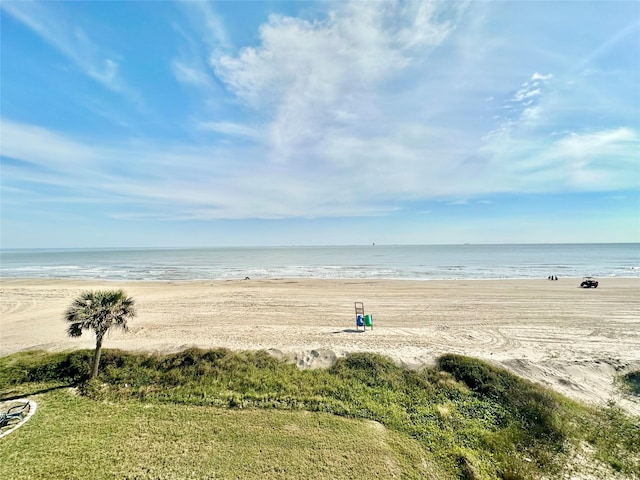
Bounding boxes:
[1,0,639,248]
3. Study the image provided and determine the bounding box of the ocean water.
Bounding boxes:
[1,244,638,281]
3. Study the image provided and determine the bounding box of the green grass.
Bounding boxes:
[1,388,437,479]
[1,349,639,479]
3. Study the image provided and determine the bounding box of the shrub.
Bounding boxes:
[621,371,640,396]
[0,350,92,386]
[438,354,565,446]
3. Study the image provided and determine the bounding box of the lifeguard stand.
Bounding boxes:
[354,302,373,330]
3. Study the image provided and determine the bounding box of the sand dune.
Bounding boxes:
[1,277,639,414]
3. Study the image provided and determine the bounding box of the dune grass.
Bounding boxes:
[1,349,639,479]
[621,371,640,397]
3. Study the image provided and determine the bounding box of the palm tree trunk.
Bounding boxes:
[92,335,103,379]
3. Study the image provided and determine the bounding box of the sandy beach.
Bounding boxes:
[1,277,639,414]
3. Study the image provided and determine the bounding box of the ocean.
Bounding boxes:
[1,244,638,281]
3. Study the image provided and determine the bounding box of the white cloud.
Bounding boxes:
[0,118,392,219]
[552,128,639,188]
[480,127,640,192]
[1,1,139,101]
[178,0,231,53]
[171,59,214,88]
[531,72,553,82]
[213,2,456,107]
[3,2,638,224]
[0,119,99,169]
[555,128,636,157]
[211,0,467,176]
[171,1,230,90]
[520,106,541,123]
[514,88,541,102]
[512,73,552,103]
[8,112,636,223]
[488,71,555,138]
[197,121,261,139]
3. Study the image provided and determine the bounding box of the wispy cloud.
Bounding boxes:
[2,0,638,226]
[4,109,637,222]
[514,73,553,103]
[488,72,555,136]
[480,126,639,193]
[197,121,262,139]
[1,1,140,101]
[1,118,385,220]
[171,1,231,90]
[178,0,231,53]
[551,128,639,189]
[171,59,215,88]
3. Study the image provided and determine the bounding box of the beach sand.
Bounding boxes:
[1,277,639,414]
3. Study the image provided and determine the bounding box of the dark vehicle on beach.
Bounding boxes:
[580,277,599,288]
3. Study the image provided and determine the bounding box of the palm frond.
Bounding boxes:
[64,290,136,338]
[67,322,84,337]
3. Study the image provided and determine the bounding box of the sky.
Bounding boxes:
[1,0,639,248]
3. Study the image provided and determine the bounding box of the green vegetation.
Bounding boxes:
[1,388,433,479]
[621,371,640,397]
[1,349,639,479]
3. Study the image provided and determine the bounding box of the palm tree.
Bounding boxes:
[65,290,136,379]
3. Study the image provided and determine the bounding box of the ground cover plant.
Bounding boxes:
[621,371,640,397]
[1,349,638,479]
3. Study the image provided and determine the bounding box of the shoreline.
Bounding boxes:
[2,275,639,283]
[2,277,639,414]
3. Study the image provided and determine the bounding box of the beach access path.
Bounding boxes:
[1,278,639,414]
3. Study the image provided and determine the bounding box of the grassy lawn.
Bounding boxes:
[1,388,439,479]
[1,349,639,479]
